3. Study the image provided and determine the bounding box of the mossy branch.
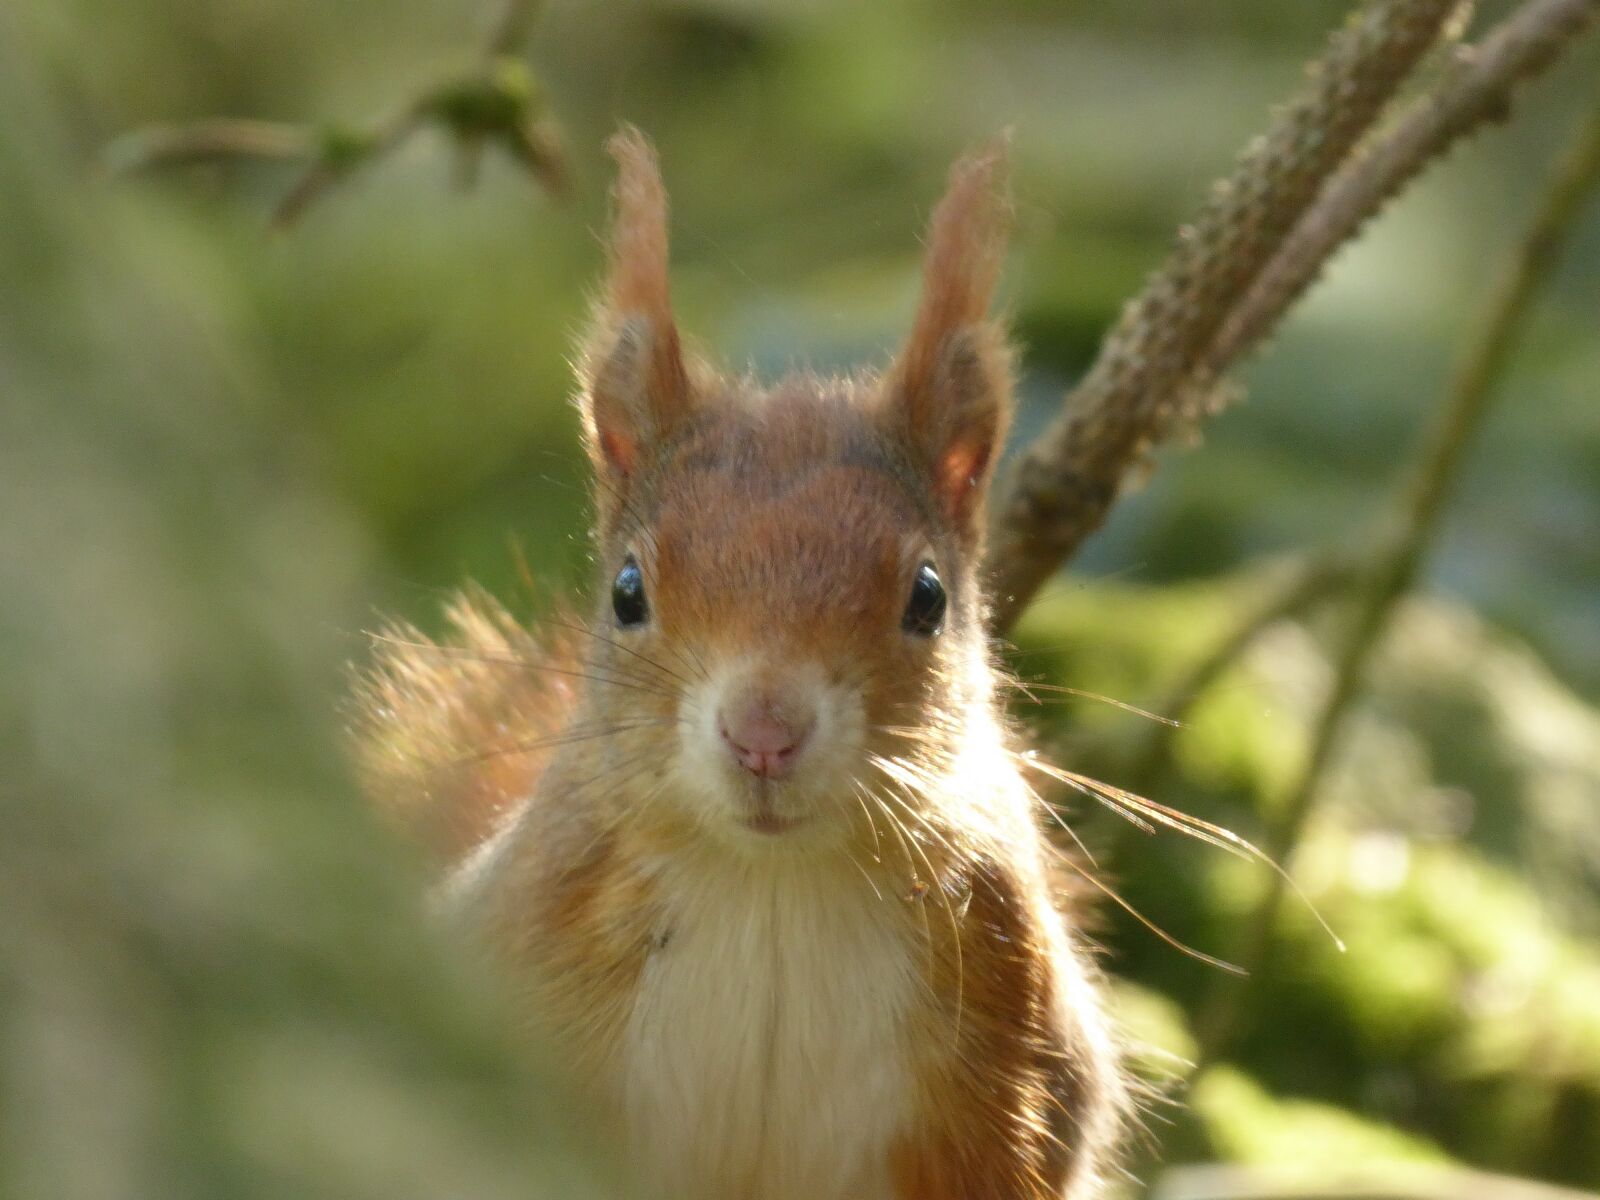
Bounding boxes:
[102,0,564,227]
[986,0,1599,633]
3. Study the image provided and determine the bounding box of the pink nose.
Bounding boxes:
[718,700,813,780]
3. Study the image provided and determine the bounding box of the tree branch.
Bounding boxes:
[103,0,565,227]
[1194,88,1600,1065]
[99,118,314,171]
[986,0,1598,633]
[1200,0,1600,376]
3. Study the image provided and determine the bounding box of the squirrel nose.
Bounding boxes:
[718,697,814,780]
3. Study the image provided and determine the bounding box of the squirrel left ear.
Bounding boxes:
[884,139,1014,538]
[579,127,691,487]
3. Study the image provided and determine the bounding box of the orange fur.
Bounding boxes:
[353,129,1127,1199]
[898,137,1011,411]
[351,589,579,864]
[581,127,692,480]
[893,859,1122,1199]
[604,127,676,340]
[888,138,1015,531]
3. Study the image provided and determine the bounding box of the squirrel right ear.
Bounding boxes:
[578,127,690,483]
[884,139,1014,539]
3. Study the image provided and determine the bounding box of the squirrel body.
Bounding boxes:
[359,130,1126,1199]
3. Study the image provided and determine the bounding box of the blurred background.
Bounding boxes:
[3,0,1598,1196]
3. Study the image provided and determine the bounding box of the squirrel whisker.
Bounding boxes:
[868,780,969,1041]
[367,630,683,700]
[1053,851,1245,978]
[538,614,706,688]
[1003,678,1182,728]
[1017,754,1344,954]
[424,718,680,774]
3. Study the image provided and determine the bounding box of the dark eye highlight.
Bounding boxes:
[612,556,649,628]
[902,561,946,637]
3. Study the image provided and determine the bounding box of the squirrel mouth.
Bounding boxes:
[735,776,804,835]
[744,810,801,836]
[742,791,803,835]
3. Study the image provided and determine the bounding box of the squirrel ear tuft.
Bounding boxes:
[579,127,690,481]
[886,137,1014,533]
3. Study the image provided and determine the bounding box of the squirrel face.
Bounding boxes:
[576,129,1013,849]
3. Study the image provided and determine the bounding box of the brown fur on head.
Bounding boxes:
[568,129,1017,851]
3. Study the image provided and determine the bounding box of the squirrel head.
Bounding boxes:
[574,127,1013,850]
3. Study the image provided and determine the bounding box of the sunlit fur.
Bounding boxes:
[355,128,1127,1199]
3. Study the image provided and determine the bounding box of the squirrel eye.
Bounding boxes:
[612,556,649,628]
[902,561,946,637]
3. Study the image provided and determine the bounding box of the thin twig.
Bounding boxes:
[487,0,545,57]
[104,0,565,226]
[100,119,313,172]
[986,0,1598,633]
[455,0,551,191]
[1193,92,1600,1066]
[271,108,426,229]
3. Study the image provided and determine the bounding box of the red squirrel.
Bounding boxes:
[356,128,1127,1199]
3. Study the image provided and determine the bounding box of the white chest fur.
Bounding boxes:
[620,850,919,1200]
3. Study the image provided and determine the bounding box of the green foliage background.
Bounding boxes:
[3,0,1598,1194]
